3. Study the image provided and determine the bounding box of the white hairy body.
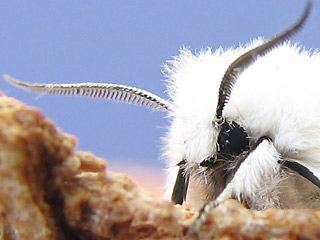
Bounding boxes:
[163,40,320,209]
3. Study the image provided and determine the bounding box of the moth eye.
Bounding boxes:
[200,121,249,167]
[217,121,249,160]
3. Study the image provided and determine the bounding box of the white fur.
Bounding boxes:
[163,40,320,209]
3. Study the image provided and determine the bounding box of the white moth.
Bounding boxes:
[4,1,320,211]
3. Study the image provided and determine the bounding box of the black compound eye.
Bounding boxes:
[200,121,249,168]
[217,121,249,160]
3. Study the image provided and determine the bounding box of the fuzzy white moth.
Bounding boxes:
[4,1,320,211]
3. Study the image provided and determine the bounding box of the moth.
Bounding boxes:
[4,0,320,211]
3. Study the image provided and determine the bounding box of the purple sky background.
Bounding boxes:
[1,1,319,195]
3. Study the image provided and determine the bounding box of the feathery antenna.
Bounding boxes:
[3,74,174,112]
[215,0,313,120]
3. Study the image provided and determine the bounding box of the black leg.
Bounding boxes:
[171,160,189,204]
[279,160,320,188]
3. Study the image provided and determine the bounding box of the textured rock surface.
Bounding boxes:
[0,94,320,240]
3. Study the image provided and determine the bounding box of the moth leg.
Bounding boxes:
[279,160,320,189]
[187,201,216,239]
[214,137,281,206]
[171,159,189,204]
[188,137,281,237]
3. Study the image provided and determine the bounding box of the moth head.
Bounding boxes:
[169,1,314,206]
[198,0,312,170]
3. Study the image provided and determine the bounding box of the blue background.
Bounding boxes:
[1,1,319,195]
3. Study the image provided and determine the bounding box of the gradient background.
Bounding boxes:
[1,1,319,197]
